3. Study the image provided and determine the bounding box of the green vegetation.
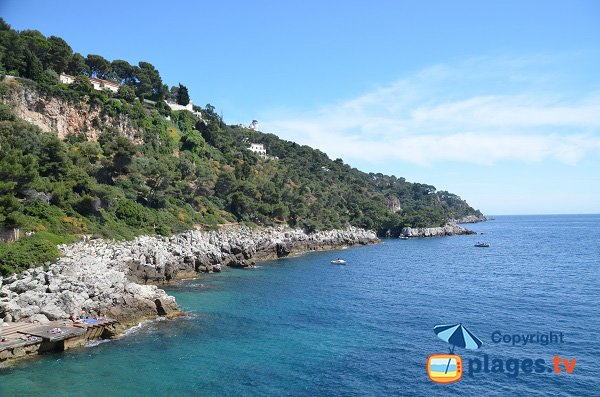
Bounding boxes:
[0,19,482,275]
[0,232,72,275]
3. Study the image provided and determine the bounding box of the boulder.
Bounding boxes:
[29,313,50,323]
[41,302,68,320]
[276,242,291,258]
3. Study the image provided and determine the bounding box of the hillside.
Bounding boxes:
[0,19,483,274]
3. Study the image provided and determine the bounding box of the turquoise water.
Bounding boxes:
[1,215,599,396]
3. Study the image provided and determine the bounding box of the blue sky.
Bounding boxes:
[2,0,599,214]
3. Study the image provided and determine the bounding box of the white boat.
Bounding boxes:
[331,259,346,265]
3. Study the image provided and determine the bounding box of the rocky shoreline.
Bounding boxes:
[400,222,477,238]
[451,215,488,224]
[0,226,378,336]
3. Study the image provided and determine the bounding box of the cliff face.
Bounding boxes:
[400,223,476,238]
[0,79,141,142]
[0,226,378,329]
[451,215,488,224]
[385,195,402,213]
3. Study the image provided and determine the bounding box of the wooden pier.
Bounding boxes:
[0,318,119,366]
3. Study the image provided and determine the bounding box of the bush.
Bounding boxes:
[0,232,72,275]
[115,200,148,227]
[117,85,136,103]
[0,103,14,121]
[71,75,94,93]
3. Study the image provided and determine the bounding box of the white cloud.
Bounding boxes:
[260,57,600,166]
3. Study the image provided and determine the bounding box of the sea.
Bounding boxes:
[0,215,598,396]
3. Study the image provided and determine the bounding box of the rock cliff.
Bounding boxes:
[400,223,476,238]
[0,78,141,141]
[450,215,487,224]
[0,226,377,331]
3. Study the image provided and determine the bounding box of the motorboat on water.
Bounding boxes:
[331,258,346,265]
[474,242,490,248]
[399,236,409,240]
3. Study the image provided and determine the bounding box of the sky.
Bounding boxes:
[2,0,599,215]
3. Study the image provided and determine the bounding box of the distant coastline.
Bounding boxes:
[399,215,486,238]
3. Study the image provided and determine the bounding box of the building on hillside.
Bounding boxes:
[249,120,258,130]
[59,73,120,93]
[166,100,204,119]
[166,100,194,112]
[249,143,267,157]
[89,77,119,93]
[59,73,75,84]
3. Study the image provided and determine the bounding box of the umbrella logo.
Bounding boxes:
[427,323,483,384]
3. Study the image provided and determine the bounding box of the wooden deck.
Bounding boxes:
[0,318,118,352]
[21,324,84,343]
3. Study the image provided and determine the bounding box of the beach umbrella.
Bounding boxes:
[434,323,482,352]
[434,323,482,374]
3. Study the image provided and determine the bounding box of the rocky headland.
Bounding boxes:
[400,223,477,238]
[451,215,488,224]
[0,226,378,334]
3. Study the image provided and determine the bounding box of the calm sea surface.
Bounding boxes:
[1,215,599,396]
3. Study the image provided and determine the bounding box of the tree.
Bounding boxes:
[40,68,59,85]
[46,36,72,74]
[113,137,137,174]
[117,85,136,102]
[0,148,39,195]
[215,172,237,197]
[155,100,172,117]
[85,54,111,79]
[0,28,26,74]
[228,192,257,220]
[0,103,15,121]
[70,75,94,93]
[24,50,43,80]
[111,59,135,84]
[180,130,205,156]
[38,134,69,180]
[169,86,179,102]
[176,83,190,105]
[100,135,137,175]
[133,61,163,100]
[0,17,10,31]
[20,30,49,62]
[66,52,89,75]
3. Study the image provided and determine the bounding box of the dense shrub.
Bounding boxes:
[0,232,72,275]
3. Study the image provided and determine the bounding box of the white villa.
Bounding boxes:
[166,100,194,112]
[166,100,204,118]
[249,143,266,156]
[248,143,267,157]
[59,73,120,93]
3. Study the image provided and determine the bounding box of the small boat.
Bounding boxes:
[331,259,346,265]
[399,236,409,240]
[474,242,490,248]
